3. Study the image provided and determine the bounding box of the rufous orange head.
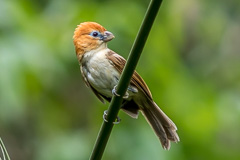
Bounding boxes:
[73,22,115,61]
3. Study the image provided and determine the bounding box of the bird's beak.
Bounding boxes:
[102,31,115,42]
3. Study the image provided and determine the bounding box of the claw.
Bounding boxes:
[122,92,129,99]
[103,110,109,122]
[112,85,120,96]
[103,110,121,124]
[113,116,121,124]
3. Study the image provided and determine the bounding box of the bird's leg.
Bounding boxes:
[103,110,121,124]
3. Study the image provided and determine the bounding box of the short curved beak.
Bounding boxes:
[102,31,115,42]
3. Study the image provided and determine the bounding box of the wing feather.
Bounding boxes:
[106,50,152,100]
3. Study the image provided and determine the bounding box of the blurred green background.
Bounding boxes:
[0,0,240,159]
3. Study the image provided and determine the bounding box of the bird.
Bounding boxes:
[73,22,179,150]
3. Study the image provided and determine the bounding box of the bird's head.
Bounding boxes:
[73,22,115,61]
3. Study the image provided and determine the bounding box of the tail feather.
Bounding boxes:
[140,100,179,150]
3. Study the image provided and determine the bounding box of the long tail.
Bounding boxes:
[140,99,180,150]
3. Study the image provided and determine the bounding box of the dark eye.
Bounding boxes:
[92,31,99,37]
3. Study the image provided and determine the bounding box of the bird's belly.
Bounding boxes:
[83,59,120,98]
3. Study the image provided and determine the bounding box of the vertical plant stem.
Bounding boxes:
[89,0,163,159]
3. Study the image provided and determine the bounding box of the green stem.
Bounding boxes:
[89,0,163,159]
[0,138,11,160]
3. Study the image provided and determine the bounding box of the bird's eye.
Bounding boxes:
[92,31,99,37]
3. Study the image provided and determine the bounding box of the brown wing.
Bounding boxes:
[106,50,153,100]
[80,66,111,103]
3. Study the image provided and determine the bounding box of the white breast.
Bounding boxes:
[81,48,120,98]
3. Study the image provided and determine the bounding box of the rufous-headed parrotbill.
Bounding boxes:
[73,22,179,150]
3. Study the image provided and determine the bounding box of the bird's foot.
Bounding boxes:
[112,85,129,99]
[103,110,121,124]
